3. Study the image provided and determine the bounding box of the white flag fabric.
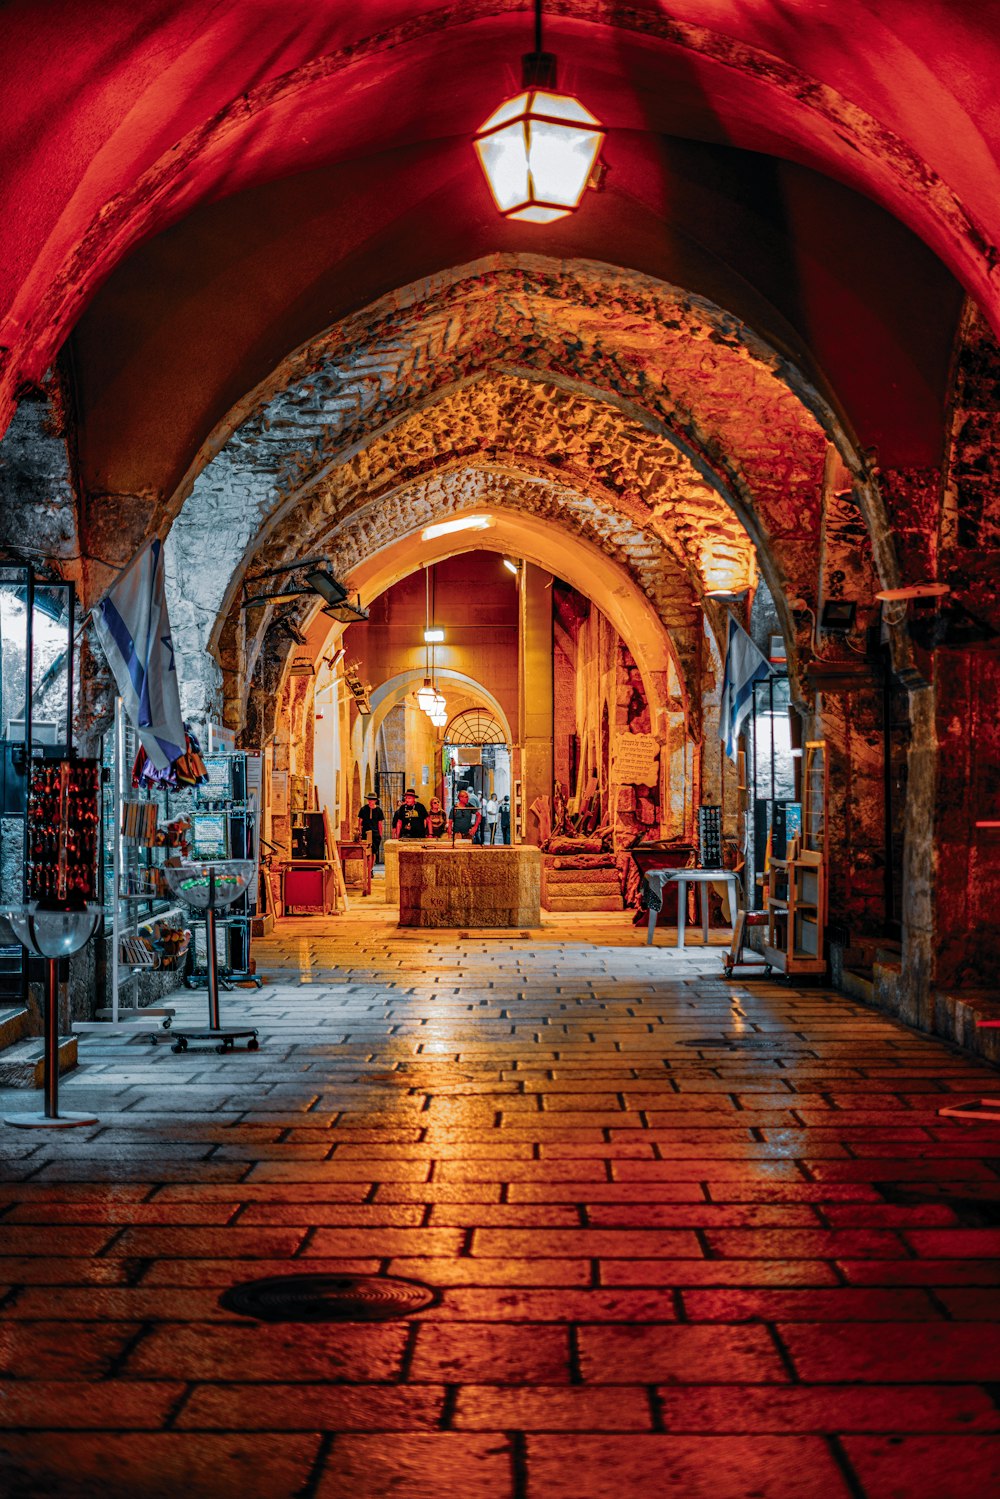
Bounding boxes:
[92,540,185,770]
[719,614,773,762]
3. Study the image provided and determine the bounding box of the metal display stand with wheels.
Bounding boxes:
[2,905,103,1128]
[160,861,259,1053]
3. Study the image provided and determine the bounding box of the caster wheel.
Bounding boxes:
[171,1040,187,1053]
[162,1018,172,1030]
[763,965,772,977]
[216,1043,228,1054]
[247,1037,260,1052]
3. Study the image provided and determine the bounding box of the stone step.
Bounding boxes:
[544,894,624,912]
[0,1004,30,1052]
[841,966,875,1004]
[0,1035,78,1088]
[544,867,618,886]
[545,879,621,899]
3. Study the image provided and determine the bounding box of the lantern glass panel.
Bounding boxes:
[528,116,603,207]
[474,121,530,212]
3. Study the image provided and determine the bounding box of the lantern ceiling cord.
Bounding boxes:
[417,563,447,724]
[524,0,556,90]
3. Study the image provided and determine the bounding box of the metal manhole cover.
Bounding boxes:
[220,1273,438,1322]
[680,1037,794,1051]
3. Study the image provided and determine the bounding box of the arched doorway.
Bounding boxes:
[445,709,511,845]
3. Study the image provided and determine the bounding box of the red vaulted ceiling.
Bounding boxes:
[2,1,998,496]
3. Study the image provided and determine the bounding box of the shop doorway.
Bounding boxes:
[444,711,510,844]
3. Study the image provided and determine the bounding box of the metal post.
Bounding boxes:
[45,956,59,1118]
[882,653,896,935]
[206,868,220,1031]
[111,698,123,1026]
[22,565,35,904]
[65,583,75,753]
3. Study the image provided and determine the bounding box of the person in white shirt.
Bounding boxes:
[484,794,500,844]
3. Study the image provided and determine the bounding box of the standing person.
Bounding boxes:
[426,796,447,838]
[484,793,500,844]
[449,787,481,842]
[358,792,385,866]
[499,795,511,845]
[392,787,428,839]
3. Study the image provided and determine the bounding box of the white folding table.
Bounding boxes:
[644,867,739,949]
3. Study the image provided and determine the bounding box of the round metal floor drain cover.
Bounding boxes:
[220,1273,437,1323]
[681,1037,792,1050]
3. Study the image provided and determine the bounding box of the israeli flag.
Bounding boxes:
[93,540,185,770]
[719,614,773,762]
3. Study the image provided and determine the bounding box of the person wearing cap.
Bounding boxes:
[357,792,385,865]
[392,787,428,839]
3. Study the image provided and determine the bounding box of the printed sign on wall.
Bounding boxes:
[612,733,660,785]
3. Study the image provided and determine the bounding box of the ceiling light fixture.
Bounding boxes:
[474,0,605,224]
[503,557,521,576]
[423,627,445,643]
[421,515,493,542]
[242,557,369,622]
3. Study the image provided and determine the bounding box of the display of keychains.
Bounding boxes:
[698,804,723,868]
[26,758,101,907]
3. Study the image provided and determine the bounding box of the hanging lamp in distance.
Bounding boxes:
[474,0,605,224]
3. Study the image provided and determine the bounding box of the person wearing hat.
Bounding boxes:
[357,792,385,866]
[392,787,428,839]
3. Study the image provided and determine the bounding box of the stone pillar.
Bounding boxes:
[519,563,553,843]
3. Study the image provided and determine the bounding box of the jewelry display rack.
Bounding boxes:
[80,710,263,1034]
[76,698,177,1035]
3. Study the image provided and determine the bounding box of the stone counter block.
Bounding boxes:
[398,846,541,928]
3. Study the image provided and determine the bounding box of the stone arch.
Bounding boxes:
[6,3,999,434]
[165,259,897,729]
[230,462,704,729]
[243,518,682,770]
[349,668,515,809]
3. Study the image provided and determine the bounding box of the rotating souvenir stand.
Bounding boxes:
[161,861,260,1053]
[181,749,263,991]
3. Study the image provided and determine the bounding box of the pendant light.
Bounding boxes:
[419,564,448,719]
[474,0,605,224]
[416,567,436,711]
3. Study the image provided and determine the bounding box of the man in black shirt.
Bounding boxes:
[392,787,428,839]
[357,792,385,865]
[449,787,481,842]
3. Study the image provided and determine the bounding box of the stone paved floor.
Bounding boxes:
[2,904,1000,1497]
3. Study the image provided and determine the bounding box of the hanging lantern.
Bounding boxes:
[475,88,604,223]
[416,679,436,712]
[474,3,604,224]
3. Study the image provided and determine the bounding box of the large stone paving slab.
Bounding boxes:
[1,907,999,1497]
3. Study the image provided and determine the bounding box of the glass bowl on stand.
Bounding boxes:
[1,904,104,1128]
[160,861,260,1053]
